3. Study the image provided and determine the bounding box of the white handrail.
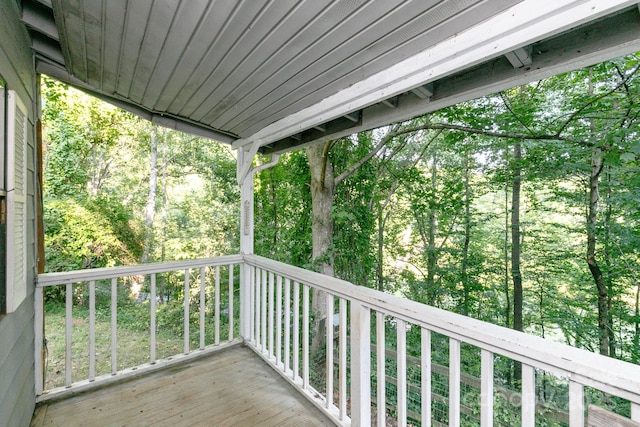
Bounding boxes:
[35,257,241,401]
[36,255,243,287]
[34,254,640,426]
[244,254,640,406]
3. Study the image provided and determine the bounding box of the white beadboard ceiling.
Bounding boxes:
[23,0,640,153]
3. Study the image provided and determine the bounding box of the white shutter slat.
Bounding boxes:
[6,90,28,313]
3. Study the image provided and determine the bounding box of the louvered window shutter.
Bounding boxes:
[6,90,28,313]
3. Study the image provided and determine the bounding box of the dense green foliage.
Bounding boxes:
[42,55,640,368]
[42,78,240,273]
[252,56,640,364]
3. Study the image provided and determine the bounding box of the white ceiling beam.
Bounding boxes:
[343,112,360,123]
[381,97,398,109]
[505,46,533,68]
[232,0,635,151]
[411,83,434,100]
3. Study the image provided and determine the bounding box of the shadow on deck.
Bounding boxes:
[30,344,333,427]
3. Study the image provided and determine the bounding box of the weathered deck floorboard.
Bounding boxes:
[31,344,333,426]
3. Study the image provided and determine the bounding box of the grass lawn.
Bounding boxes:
[42,300,235,390]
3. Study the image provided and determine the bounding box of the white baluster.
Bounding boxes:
[200,267,206,350]
[284,277,291,373]
[522,364,535,427]
[215,265,220,345]
[449,338,461,427]
[326,293,334,410]
[397,319,407,427]
[89,280,96,381]
[377,312,386,427]
[339,298,347,421]
[150,273,156,364]
[421,328,431,427]
[110,278,117,376]
[268,272,275,358]
[228,264,234,341]
[184,269,190,354]
[276,275,282,366]
[480,349,494,427]
[66,282,73,387]
[293,281,300,381]
[261,269,267,353]
[302,284,310,389]
[350,301,371,426]
[568,380,584,427]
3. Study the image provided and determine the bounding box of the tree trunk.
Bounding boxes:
[504,181,511,328]
[511,140,523,384]
[141,125,158,263]
[587,146,609,356]
[377,205,384,292]
[461,148,471,316]
[307,142,335,353]
[426,153,437,305]
[603,165,616,357]
[158,129,168,302]
[634,284,639,363]
[511,140,523,334]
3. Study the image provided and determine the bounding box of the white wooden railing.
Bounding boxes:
[243,254,640,427]
[36,254,640,426]
[35,255,242,400]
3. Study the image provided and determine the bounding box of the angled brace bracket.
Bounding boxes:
[236,139,262,184]
[236,139,280,185]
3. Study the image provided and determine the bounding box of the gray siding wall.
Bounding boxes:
[0,0,38,425]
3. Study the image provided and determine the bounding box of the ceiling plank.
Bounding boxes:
[233,0,637,151]
[261,6,640,154]
[224,0,506,136]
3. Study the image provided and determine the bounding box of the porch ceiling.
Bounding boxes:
[22,0,640,153]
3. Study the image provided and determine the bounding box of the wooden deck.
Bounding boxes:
[31,344,334,427]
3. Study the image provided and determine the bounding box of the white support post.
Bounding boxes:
[237,147,279,342]
[34,286,44,395]
[350,301,371,426]
[239,151,254,341]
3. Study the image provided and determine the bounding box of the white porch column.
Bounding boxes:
[238,147,254,340]
[237,145,279,339]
